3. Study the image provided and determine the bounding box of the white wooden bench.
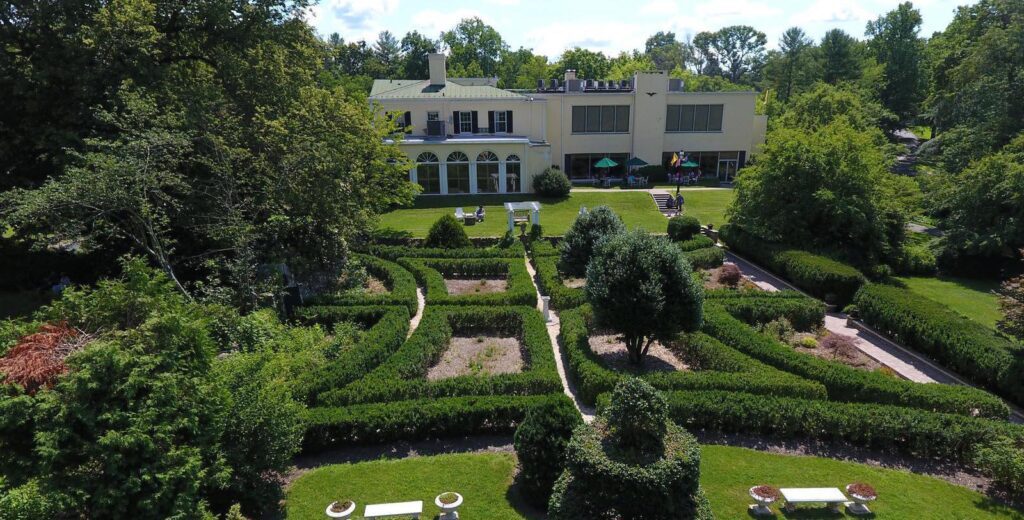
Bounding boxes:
[780,487,848,513]
[364,500,423,519]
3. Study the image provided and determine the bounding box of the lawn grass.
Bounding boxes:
[897,275,1002,330]
[377,192,667,238]
[911,125,933,140]
[285,449,1023,520]
[285,452,539,520]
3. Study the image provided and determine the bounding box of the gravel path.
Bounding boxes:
[407,287,425,338]
[523,255,596,422]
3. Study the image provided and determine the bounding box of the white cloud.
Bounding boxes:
[790,0,873,26]
[692,0,783,21]
[487,0,521,5]
[640,0,678,16]
[308,0,399,40]
[523,21,650,58]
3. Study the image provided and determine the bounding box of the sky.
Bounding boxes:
[307,0,975,59]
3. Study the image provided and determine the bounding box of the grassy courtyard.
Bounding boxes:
[286,449,1023,519]
[376,189,734,238]
[897,275,1002,330]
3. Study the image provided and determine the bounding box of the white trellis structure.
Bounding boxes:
[504,201,541,232]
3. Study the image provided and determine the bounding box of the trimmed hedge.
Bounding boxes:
[702,306,1009,418]
[363,242,525,260]
[667,215,701,241]
[681,246,725,270]
[532,255,586,310]
[309,254,418,314]
[399,257,537,307]
[303,394,575,452]
[527,237,560,257]
[320,305,561,405]
[290,305,410,404]
[676,235,715,252]
[707,291,825,331]
[642,389,1024,462]
[559,305,827,406]
[719,224,866,305]
[855,283,1024,407]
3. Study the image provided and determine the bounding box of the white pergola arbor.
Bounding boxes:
[504,201,540,232]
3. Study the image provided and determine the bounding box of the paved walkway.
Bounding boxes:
[523,255,596,422]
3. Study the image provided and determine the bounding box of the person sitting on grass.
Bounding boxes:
[475,205,485,222]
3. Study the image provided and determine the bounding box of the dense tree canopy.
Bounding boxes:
[866,1,925,122]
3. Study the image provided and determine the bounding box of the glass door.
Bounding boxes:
[718,160,738,182]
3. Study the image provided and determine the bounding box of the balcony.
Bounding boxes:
[426,120,446,137]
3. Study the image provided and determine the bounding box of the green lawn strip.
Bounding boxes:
[700,444,1022,519]
[377,192,668,238]
[897,275,1002,330]
[285,450,1023,520]
[285,453,536,520]
[657,188,734,227]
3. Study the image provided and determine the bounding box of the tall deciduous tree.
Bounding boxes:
[712,25,767,84]
[557,47,611,79]
[866,1,925,122]
[644,31,689,71]
[765,27,818,101]
[399,31,437,79]
[441,17,507,77]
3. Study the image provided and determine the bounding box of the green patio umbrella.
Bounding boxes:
[594,157,619,168]
[625,157,648,167]
[680,160,699,168]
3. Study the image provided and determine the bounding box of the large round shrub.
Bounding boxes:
[585,230,704,365]
[424,214,471,249]
[547,379,713,520]
[533,167,572,198]
[513,399,583,508]
[667,215,701,241]
[558,206,625,277]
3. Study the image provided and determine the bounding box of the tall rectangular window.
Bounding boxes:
[494,111,508,133]
[666,104,723,132]
[459,111,473,133]
[571,106,631,133]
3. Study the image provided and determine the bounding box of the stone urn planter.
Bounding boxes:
[846,483,877,515]
[748,485,779,516]
[435,492,463,519]
[325,500,355,519]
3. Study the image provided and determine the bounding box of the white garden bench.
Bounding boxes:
[364,500,423,519]
[780,487,848,513]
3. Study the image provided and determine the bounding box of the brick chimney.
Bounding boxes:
[428,53,447,86]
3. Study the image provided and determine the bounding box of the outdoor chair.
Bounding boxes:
[454,207,465,221]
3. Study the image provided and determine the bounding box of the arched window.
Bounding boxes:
[505,154,522,193]
[446,151,470,194]
[415,152,440,194]
[476,151,499,193]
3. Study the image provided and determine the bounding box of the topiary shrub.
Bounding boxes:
[513,399,583,508]
[558,206,625,277]
[533,167,572,198]
[547,378,713,520]
[424,214,471,249]
[668,215,701,241]
[585,230,704,365]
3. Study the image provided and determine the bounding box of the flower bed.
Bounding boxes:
[701,305,1009,418]
[559,305,827,406]
[399,257,536,307]
[854,282,1024,407]
[318,305,560,406]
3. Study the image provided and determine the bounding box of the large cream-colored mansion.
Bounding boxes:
[370,54,767,195]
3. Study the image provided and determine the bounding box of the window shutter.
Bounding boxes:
[506,110,513,133]
[488,111,495,134]
[404,111,411,134]
[452,111,461,134]
[471,111,479,133]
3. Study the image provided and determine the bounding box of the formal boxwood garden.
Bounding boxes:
[854,282,1024,407]
[702,305,1009,418]
[308,254,418,314]
[398,257,537,307]
[362,242,525,260]
[719,223,866,305]
[532,254,586,310]
[705,289,826,331]
[319,305,561,405]
[559,305,827,405]
[681,246,725,269]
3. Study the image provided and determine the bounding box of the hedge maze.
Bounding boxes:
[294,243,573,453]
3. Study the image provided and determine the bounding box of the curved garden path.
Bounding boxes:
[523,255,596,423]
[407,287,426,338]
